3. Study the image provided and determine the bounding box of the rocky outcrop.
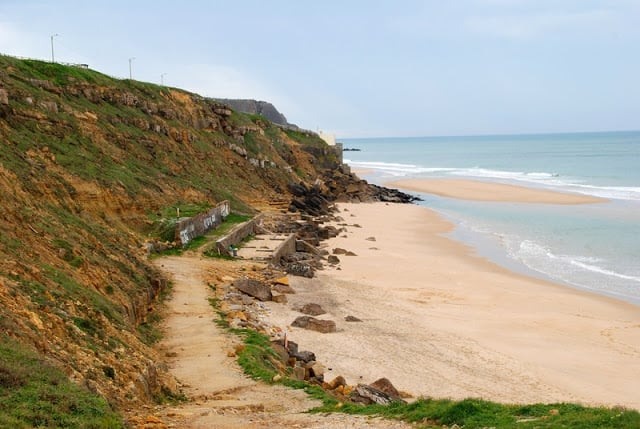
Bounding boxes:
[288,170,419,217]
[215,98,290,126]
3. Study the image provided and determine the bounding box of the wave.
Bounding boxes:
[513,240,640,285]
[345,160,640,201]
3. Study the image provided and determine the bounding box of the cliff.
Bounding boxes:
[215,98,292,127]
[0,55,345,423]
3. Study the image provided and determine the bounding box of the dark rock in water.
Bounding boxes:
[291,316,336,333]
[298,303,326,316]
[344,315,362,322]
[232,278,272,302]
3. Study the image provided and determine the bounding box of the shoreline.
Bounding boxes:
[386,178,607,204]
[266,202,640,409]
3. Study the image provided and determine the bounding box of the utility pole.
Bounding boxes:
[161,73,167,86]
[128,57,135,80]
[50,34,59,63]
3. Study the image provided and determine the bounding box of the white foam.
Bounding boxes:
[512,239,640,284]
[569,259,640,283]
[346,160,640,201]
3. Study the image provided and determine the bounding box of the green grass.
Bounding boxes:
[0,337,124,428]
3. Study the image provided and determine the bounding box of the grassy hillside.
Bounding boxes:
[0,54,340,423]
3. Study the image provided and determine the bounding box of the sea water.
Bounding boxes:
[343,131,640,305]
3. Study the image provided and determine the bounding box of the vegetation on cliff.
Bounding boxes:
[0,54,342,423]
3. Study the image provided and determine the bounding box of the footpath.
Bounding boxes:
[143,252,410,429]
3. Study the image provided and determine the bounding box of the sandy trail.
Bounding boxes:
[151,254,411,429]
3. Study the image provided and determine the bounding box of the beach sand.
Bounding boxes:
[386,178,606,204]
[266,202,640,409]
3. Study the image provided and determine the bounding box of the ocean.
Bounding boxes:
[343,131,640,305]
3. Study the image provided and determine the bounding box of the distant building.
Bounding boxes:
[318,130,336,146]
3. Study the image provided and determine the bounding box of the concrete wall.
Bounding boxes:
[271,235,297,264]
[215,214,263,255]
[175,200,230,246]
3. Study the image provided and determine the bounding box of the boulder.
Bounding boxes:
[285,262,314,278]
[324,375,346,390]
[298,303,326,316]
[327,255,340,265]
[352,384,402,406]
[273,276,290,286]
[333,248,348,255]
[369,378,401,399]
[273,283,296,294]
[232,278,272,302]
[271,293,288,304]
[292,350,316,363]
[291,316,336,333]
[344,315,362,322]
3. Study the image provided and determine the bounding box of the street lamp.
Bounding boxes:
[128,57,135,80]
[160,73,167,86]
[50,34,59,63]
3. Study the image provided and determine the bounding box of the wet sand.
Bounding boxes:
[386,178,606,204]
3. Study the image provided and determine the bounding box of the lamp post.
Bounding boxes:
[128,57,135,80]
[161,73,167,86]
[50,33,59,63]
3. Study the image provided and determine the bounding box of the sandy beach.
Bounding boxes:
[266,202,640,409]
[386,178,606,204]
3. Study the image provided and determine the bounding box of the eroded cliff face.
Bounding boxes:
[215,98,291,127]
[0,55,341,409]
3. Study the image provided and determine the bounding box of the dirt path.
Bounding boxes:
[151,254,411,429]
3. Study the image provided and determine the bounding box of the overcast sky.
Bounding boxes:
[1,1,639,137]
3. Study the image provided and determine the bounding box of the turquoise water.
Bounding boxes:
[343,131,640,305]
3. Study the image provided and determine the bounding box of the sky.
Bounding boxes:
[1,0,639,138]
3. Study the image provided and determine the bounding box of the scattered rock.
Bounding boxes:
[292,350,316,363]
[232,278,272,301]
[366,236,376,241]
[352,384,403,406]
[333,248,348,255]
[324,375,347,390]
[285,262,314,278]
[273,276,289,286]
[271,293,288,304]
[291,316,336,333]
[344,315,362,322]
[273,283,296,294]
[292,366,306,381]
[307,361,325,378]
[327,255,340,265]
[297,303,326,316]
[370,378,401,399]
[345,251,357,256]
